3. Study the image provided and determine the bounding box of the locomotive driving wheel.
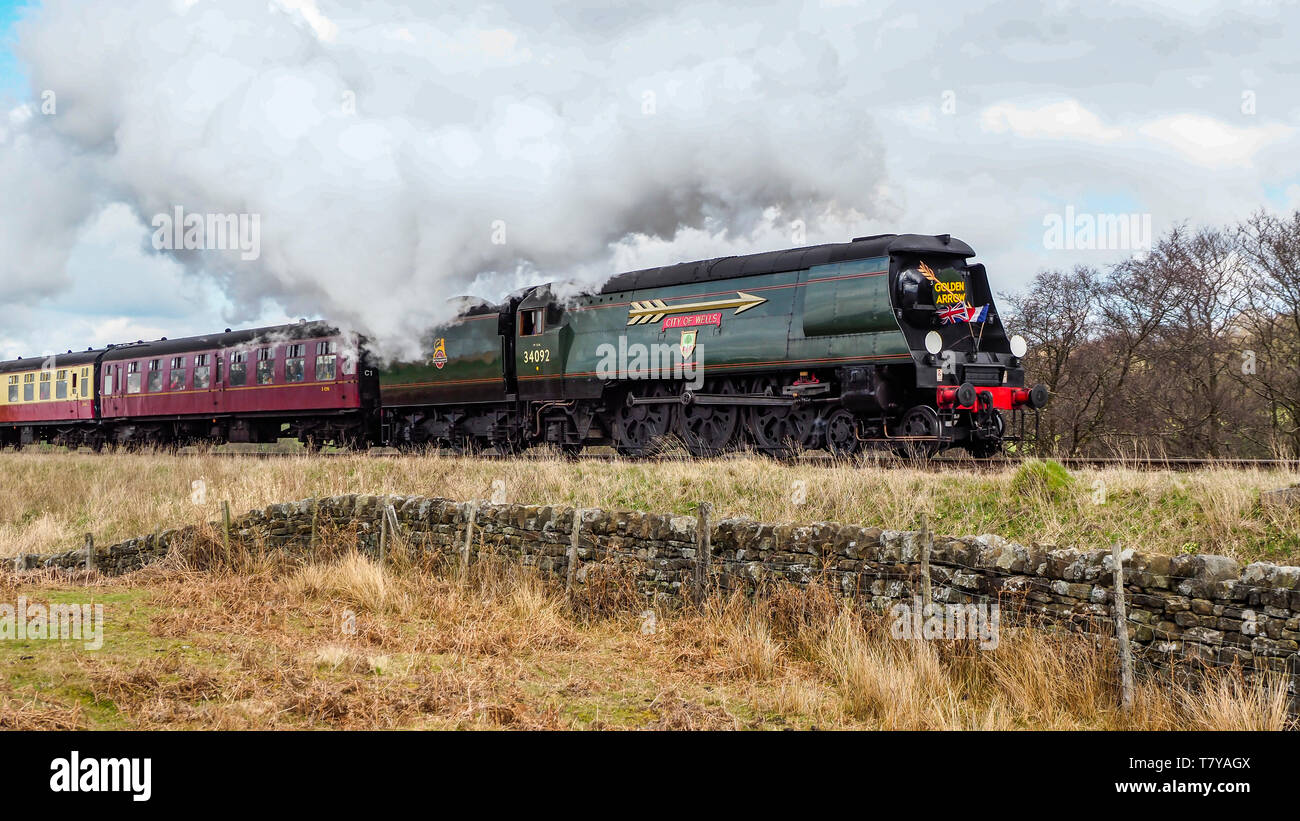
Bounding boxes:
[745,376,820,456]
[676,378,741,456]
[895,405,941,459]
[613,384,675,457]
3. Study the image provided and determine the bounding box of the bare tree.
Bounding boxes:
[1003,266,1104,455]
[1236,210,1300,455]
[1136,226,1249,457]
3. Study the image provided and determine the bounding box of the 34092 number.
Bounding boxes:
[523,348,551,364]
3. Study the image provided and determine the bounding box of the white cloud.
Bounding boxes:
[1137,114,1294,167]
[274,0,338,43]
[979,99,1124,142]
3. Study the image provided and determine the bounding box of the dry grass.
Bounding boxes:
[0,548,1291,730]
[2,449,1299,564]
[0,447,1294,730]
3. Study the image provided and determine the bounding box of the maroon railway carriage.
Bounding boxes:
[97,322,379,448]
[1,322,379,450]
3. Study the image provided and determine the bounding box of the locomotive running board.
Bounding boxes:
[627,392,797,408]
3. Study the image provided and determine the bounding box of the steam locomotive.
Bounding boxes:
[0,234,1046,457]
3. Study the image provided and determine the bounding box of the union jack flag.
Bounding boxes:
[938,303,969,324]
[938,303,991,324]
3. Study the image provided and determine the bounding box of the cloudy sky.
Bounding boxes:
[0,0,1297,360]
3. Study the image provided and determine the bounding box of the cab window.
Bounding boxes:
[519,308,544,336]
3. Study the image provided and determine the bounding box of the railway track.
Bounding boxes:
[24,446,1296,471]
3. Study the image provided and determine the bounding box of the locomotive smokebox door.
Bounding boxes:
[516,285,570,401]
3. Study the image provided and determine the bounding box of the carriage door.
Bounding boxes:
[214,350,226,410]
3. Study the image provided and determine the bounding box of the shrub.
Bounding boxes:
[1010,459,1075,502]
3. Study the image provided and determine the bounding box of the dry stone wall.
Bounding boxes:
[14,493,1300,701]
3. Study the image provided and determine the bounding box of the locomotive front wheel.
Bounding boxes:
[895,405,940,459]
[965,411,1005,459]
[823,408,861,459]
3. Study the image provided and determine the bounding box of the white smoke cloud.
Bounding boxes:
[1,0,889,360]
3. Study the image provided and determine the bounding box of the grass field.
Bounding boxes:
[2,449,1300,564]
[2,554,1292,730]
[1,449,1296,730]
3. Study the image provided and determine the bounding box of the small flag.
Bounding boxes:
[938,303,969,324]
[966,304,989,323]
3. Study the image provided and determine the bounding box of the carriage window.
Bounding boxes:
[193,354,210,390]
[315,341,336,381]
[24,373,35,401]
[39,371,51,400]
[285,344,305,383]
[229,351,247,386]
[126,361,142,394]
[55,369,68,400]
[146,360,162,393]
[81,367,89,396]
[169,360,186,391]
[519,308,544,336]
[6,376,17,403]
[256,347,274,385]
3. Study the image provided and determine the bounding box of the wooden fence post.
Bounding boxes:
[379,507,389,566]
[309,497,318,552]
[695,501,713,605]
[84,533,94,573]
[383,503,401,566]
[222,501,232,565]
[919,512,933,611]
[460,502,479,579]
[566,508,583,595]
[1112,541,1135,712]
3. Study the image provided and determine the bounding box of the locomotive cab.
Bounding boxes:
[514,286,571,401]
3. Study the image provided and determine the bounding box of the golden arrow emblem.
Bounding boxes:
[626,291,767,326]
